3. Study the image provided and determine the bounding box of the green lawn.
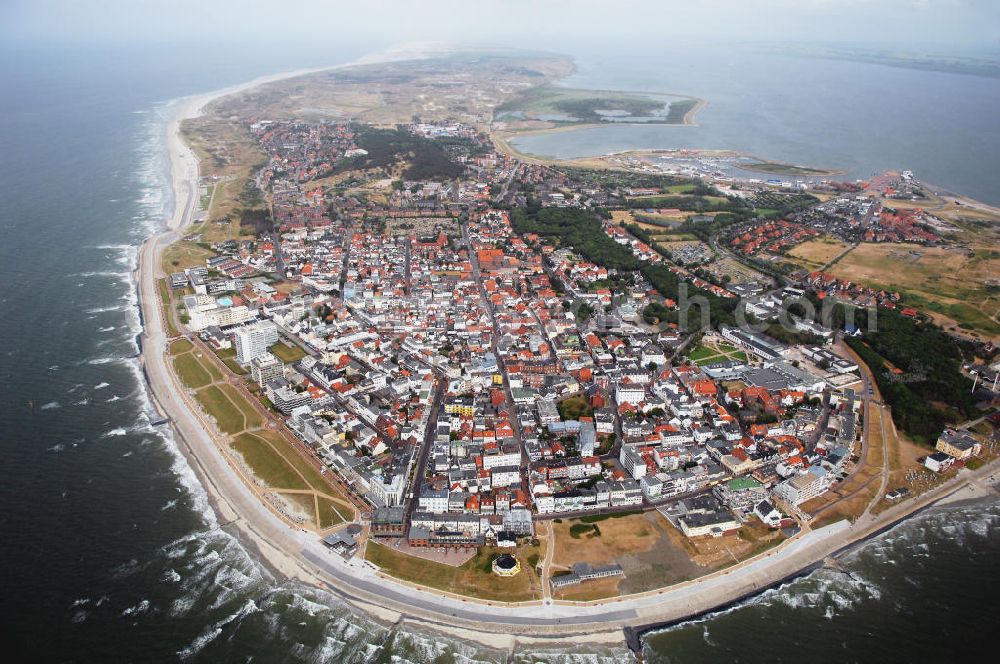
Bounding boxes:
[688,341,747,366]
[317,496,348,529]
[157,278,172,307]
[158,280,181,338]
[686,343,720,362]
[195,384,249,434]
[222,383,263,429]
[251,429,331,494]
[215,347,248,375]
[173,353,214,389]
[269,342,307,364]
[170,338,193,354]
[231,432,309,489]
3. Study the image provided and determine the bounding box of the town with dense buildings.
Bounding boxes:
[159,54,1000,602]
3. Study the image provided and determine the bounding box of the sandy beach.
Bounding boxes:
[134,50,1000,649]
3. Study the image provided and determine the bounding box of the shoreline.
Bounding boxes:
[630,483,1000,648]
[135,56,1000,651]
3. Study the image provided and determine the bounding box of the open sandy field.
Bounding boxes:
[829,242,1000,338]
[551,511,707,594]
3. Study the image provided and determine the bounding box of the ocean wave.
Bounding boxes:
[40,401,61,410]
[384,624,512,664]
[75,270,130,281]
[88,356,126,365]
[86,304,130,314]
[644,565,882,643]
[94,382,110,390]
[111,558,144,579]
[843,499,1000,566]
[159,527,269,621]
[121,599,151,617]
[92,243,138,269]
[155,425,217,528]
[97,326,117,333]
[103,428,128,438]
[506,645,633,664]
[176,599,259,660]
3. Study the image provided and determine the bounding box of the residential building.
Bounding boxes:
[234,320,280,364]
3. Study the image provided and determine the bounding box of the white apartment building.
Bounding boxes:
[251,352,285,388]
[615,382,646,405]
[234,321,280,364]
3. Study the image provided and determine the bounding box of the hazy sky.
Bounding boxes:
[2,0,998,51]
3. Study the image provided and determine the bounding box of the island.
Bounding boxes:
[135,46,1000,656]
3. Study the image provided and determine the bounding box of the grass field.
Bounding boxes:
[170,338,193,354]
[194,383,261,434]
[172,352,215,389]
[497,86,684,127]
[741,162,839,176]
[158,278,172,306]
[686,341,748,366]
[785,235,851,269]
[230,429,354,527]
[829,242,1000,338]
[222,383,262,428]
[317,496,348,529]
[366,542,542,602]
[251,429,333,494]
[215,347,248,375]
[195,385,247,434]
[158,279,181,338]
[162,240,216,275]
[232,432,311,489]
[269,342,307,364]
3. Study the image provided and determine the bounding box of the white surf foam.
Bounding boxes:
[121,599,151,617]
[177,599,259,660]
